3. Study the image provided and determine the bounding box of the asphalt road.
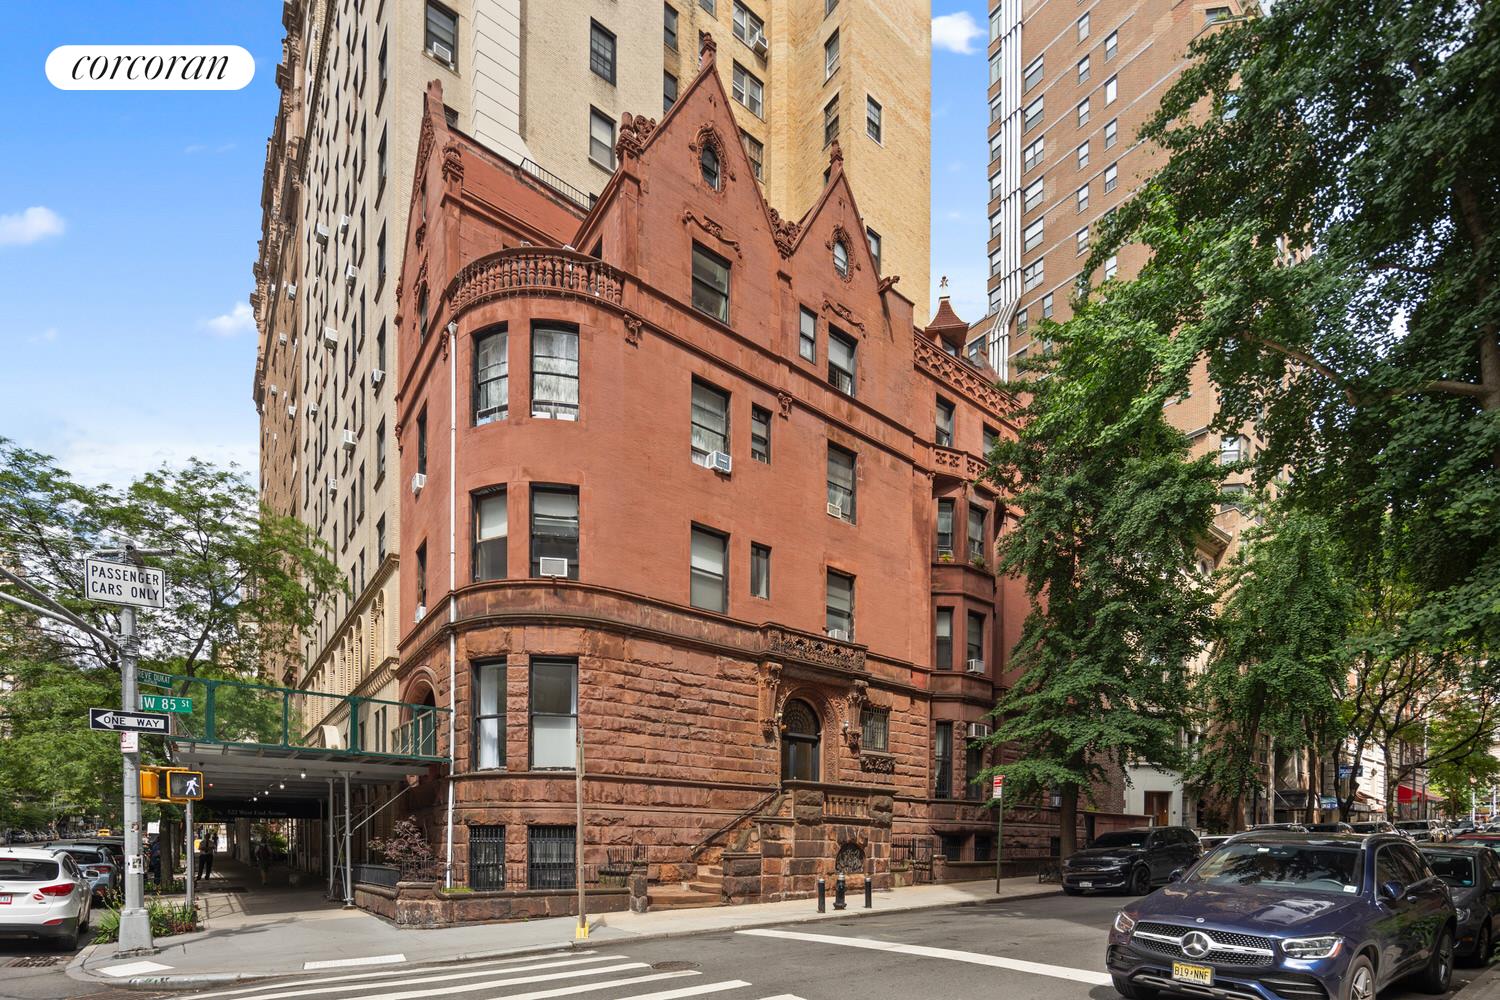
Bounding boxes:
[146,893,1485,1000]
[0,928,137,1000]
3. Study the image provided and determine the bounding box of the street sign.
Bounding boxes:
[993,774,1005,798]
[83,558,165,609]
[166,769,205,801]
[88,707,169,734]
[140,694,193,714]
[119,731,138,753]
[138,668,173,688]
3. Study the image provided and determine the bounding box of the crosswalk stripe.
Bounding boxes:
[379,969,701,1000]
[304,953,406,970]
[188,952,596,1000]
[215,959,650,1000]
[608,982,751,1000]
[754,995,810,999]
[736,928,1114,986]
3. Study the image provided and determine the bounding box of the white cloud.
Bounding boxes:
[932,12,983,54]
[0,206,65,247]
[184,142,236,155]
[204,301,255,337]
[57,434,258,490]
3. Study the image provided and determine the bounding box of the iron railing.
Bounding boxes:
[353,863,400,888]
[528,825,576,890]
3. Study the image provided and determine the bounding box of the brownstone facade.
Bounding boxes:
[386,44,1124,913]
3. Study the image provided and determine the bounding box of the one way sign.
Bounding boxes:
[88,708,169,734]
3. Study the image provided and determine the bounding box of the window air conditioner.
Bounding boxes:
[269,282,277,295]
[708,450,733,474]
[826,628,850,641]
[411,472,427,494]
[307,402,319,417]
[338,214,350,234]
[752,32,768,56]
[323,325,338,348]
[538,556,570,578]
[287,405,296,418]
[345,263,358,284]
[341,429,357,450]
[326,475,337,495]
[269,384,279,396]
[414,604,426,623]
[315,222,330,245]
[285,283,297,300]
[371,368,385,386]
[429,40,453,66]
[967,722,992,739]
[967,658,986,673]
[278,332,288,345]
[827,502,843,518]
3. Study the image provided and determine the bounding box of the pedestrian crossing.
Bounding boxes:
[183,950,806,1000]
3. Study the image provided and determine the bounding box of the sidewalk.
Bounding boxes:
[70,862,1059,988]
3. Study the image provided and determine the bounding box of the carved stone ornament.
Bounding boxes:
[859,752,895,774]
[416,113,436,178]
[624,316,643,346]
[835,842,866,874]
[877,275,900,295]
[826,224,861,283]
[767,207,801,258]
[688,124,735,184]
[776,391,793,418]
[821,296,865,333]
[757,661,783,737]
[828,138,844,169]
[615,111,658,160]
[764,627,865,673]
[842,679,869,751]
[414,221,427,249]
[913,333,1013,417]
[699,30,717,59]
[441,140,464,183]
[681,209,743,258]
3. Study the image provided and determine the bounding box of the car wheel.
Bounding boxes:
[1468,921,1492,967]
[78,898,90,932]
[1128,866,1151,895]
[1419,926,1454,994]
[1112,974,1158,1000]
[1344,954,1376,1000]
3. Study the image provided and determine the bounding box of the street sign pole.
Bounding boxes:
[117,604,153,954]
[575,727,587,940]
[994,774,1005,894]
[185,795,195,911]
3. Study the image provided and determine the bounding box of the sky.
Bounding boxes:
[0,2,989,489]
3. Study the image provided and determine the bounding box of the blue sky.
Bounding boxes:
[0,2,988,487]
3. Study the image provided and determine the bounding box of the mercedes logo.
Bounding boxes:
[1182,932,1214,959]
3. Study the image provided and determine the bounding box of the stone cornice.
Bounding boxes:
[912,333,1017,421]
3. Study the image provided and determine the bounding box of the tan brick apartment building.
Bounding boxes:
[381,44,1127,905]
[248,0,933,825]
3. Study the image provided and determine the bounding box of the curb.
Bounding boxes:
[77,884,1062,990]
[1455,962,1500,1000]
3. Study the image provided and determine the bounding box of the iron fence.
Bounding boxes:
[353,863,400,888]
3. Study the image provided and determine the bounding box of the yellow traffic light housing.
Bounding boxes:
[139,767,162,801]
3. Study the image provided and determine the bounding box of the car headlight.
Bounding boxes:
[1114,911,1137,934]
[1456,907,1472,922]
[1282,936,1342,960]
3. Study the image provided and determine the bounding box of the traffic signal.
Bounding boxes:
[139,767,163,801]
[166,769,205,801]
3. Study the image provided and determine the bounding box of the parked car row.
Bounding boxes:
[0,847,94,950]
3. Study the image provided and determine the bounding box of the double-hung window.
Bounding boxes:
[866,96,882,142]
[861,708,888,751]
[1023,138,1044,172]
[664,72,678,113]
[799,306,817,361]
[750,543,771,598]
[1023,217,1044,253]
[750,405,771,462]
[1077,184,1090,212]
[530,485,579,578]
[966,737,987,800]
[866,228,881,272]
[967,611,985,665]
[1023,178,1044,212]
[530,659,577,769]
[589,21,616,83]
[935,722,953,798]
[690,525,728,612]
[1104,118,1119,148]
[691,243,731,322]
[826,570,855,638]
[1105,30,1118,60]
[531,324,578,419]
[827,444,856,521]
[823,96,840,147]
[1023,56,1043,92]
[968,505,987,561]
[936,499,955,556]
[473,489,507,580]
[472,660,505,769]
[732,2,764,45]
[474,327,508,423]
[1077,141,1090,169]
[828,329,856,395]
[1022,260,1044,292]
[936,397,955,446]
[742,132,763,180]
[664,3,678,48]
[1105,75,1118,104]
[824,30,840,78]
[1077,98,1090,127]
[1077,12,1090,40]
[1220,435,1243,465]
[1104,163,1119,192]
[589,108,615,169]
[425,2,458,67]
[732,63,764,117]
[1023,97,1043,132]
[690,379,730,465]
[1078,55,1091,83]
[935,608,953,668]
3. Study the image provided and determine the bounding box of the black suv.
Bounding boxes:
[1063,827,1201,896]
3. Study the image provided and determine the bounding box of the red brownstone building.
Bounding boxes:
[387,38,1128,915]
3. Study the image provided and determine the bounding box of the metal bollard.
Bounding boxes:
[817,876,826,913]
[864,875,873,908]
[834,872,847,910]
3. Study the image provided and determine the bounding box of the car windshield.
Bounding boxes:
[1092,831,1150,849]
[1423,853,1477,887]
[1352,824,1380,833]
[1306,824,1346,832]
[0,859,61,881]
[1189,843,1362,894]
[1397,821,1429,830]
[53,848,97,863]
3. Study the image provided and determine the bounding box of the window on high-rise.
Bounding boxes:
[589,20,616,83]
[827,444,857,521]
[664,71,678,113]
[1077,12,1090,40]
[732,2,765,45]
[473,489,507,581]
[825,569,855,638]
[1023,56,1043,92]
[588,108,615,169]
[1023,137,1044,171]
[1105,29,1118,59]
[1077,141,1090,169]
[824,30,840,78]
[989,52,1002,86]
[1076,227,1090,255]
[690,525,729,612]
[1220,435,1244,465]
[415,541,428,611]
[424,2,458,68]
[866,96,883,142]
[1105,255,1119,280]
[823,96,840,147]
[664,3,679,48]
[1022,260,1044,292]
[1104,163,1118,192]
[1078,55,1091,83]
[1077,184,1090,212]
[1023,97,1043,132]
[828,329,857,395]
[474,326,508,424]
[1042,293,1054,319]
[1023,178,1044,212]
[866,228,882,272]
[1105,118,1119,148]
[530,485,579,578]
[742,131,763,180]
[1023,217,1044,253]
[690,379,730,465]
[531,323,579,419]
[1105,75,1118,105]
[416,409,428,476]
[1077,98,1090,127]
[732,63,764,117]
[691,242,731,322]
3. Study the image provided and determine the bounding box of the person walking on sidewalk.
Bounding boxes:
[198,828,217,880]
[255,839,272,885]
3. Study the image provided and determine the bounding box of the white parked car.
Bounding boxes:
[0,847,92,949]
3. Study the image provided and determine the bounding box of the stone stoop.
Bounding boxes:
[646,881,722,909]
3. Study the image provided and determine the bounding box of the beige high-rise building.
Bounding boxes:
[971,0,1249,830]
[250,0,932,732]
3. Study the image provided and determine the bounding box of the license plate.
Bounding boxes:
[1079,881,1093,888]
[1173,962,1214,986]
[0,894,9,904]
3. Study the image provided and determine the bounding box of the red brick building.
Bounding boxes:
[390,39,1103,910]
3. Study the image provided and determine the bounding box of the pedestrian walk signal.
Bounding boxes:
[166,769,205,801]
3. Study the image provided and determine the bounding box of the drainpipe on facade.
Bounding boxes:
[444,321,458,888]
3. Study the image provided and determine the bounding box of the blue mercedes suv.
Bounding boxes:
[1107,832,1455,1000]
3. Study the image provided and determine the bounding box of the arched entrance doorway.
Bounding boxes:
[780,699,821,783]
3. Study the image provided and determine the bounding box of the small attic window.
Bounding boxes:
[700,143,721,190]
[832,239,850,278]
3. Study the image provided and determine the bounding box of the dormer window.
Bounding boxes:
[832,239,849,277]
[700,143,721,190]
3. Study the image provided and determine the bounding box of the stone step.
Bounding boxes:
[697,865,723,879]
[688,879,722,894]
[648,884,721,910]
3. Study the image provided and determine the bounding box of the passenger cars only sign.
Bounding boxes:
[84,558,166,609]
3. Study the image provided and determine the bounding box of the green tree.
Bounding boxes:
[983,260,1222,857]
[1185,508,1353,829]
